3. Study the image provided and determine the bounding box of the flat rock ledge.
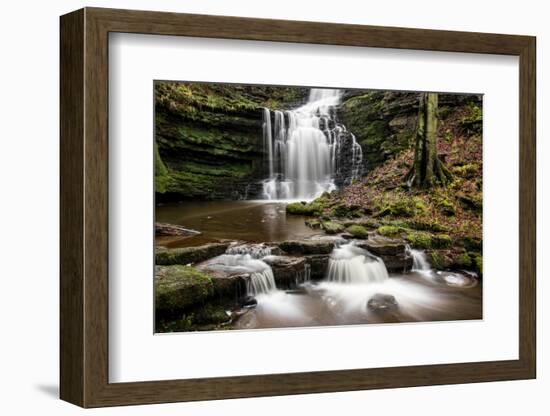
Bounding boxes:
[156,242,230,266]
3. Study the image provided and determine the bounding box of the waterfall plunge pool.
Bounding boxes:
[156,200,321,248]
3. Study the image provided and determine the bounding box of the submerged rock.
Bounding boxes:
[155,242,231,266]
[367,293,398,313]
[155,222,201,237]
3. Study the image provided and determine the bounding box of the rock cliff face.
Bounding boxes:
[155,82,307,201]
[338,90,482,170]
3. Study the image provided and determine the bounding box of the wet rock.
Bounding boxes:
[356,237,406,256]
[155,242,231,266]
[195,261,250,301]
[262,255,307,288]
[378,253,413,273]
[155,265,214,313]
[155,222,201,237]
[240,295,258,309]
[305,254,330,279]
[367,293,398,313]
[278,240,335,255]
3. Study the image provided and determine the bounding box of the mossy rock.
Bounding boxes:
[155,265,214,313]
[155,243,230,265]
[463,236,482,251]
[346,224,369,239]
[470,252,483,276]
[322,221,345,235]
[454,252,472,268]
[305,218,321,229]
[286,201,320,216]
[377,225,403,236]
[432,234,453,249]
[156,303,230,332]
[405,219,450,232]
[406,231,433,249]
[429,251,451,269]
[375,195,427,218]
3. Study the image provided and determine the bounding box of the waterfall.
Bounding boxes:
[326,243,389,284]
[406,245,431,271]
[247,267,277,296]
[262,88,363,200]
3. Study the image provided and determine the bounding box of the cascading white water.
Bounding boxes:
[326,243,389,284]
[262,88,363,200]
[205,253,277,295]
[406,245,431,271]
[247,268,277,296]
[226,243,273,259]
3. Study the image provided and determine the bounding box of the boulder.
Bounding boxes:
[367,293,398,313]
[155,265,214,313]
[195,261,250,301]
[356,237,406,256]
[262,255,307,288]
[155,242,231,266]
[278,240,335,255]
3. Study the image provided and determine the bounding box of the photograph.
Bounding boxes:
[154,81,483,333]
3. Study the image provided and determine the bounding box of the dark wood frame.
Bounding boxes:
[60,7,536,408]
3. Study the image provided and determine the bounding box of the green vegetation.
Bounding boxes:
[346,224,369,238]
[155,265,214,312]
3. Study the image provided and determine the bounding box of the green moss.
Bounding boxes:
[432,234,452,248]
[322,221,345,235]
[305,218,321,229]
[375,195,427,218]
[286,201,320,216]
[463,236,482,251]
[405,219,450,232]
[472,253,483,275]
[155,265,214,313]
[154,141,172,193]
[406,231,433,249]
[429,251,450,269]
[156,304,229,333]
[346,224,369,239]
[455,252,472,267]
[377,225,402,236]
[331,204,355,218]
[451,163,479,178]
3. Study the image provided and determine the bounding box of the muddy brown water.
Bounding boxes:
[156,200,320,248]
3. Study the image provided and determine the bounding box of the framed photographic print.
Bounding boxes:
[60,7,536,408]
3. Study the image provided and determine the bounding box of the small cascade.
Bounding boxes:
[247,267,277,296]
[261,88,363,200]
[406,245,431,272]
[295,263,311,285]
[226,243,273,259]
[326,243,389,284]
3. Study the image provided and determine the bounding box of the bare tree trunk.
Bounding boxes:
[406,92,452,188]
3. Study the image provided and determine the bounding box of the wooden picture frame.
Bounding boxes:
[60,7,536,408]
